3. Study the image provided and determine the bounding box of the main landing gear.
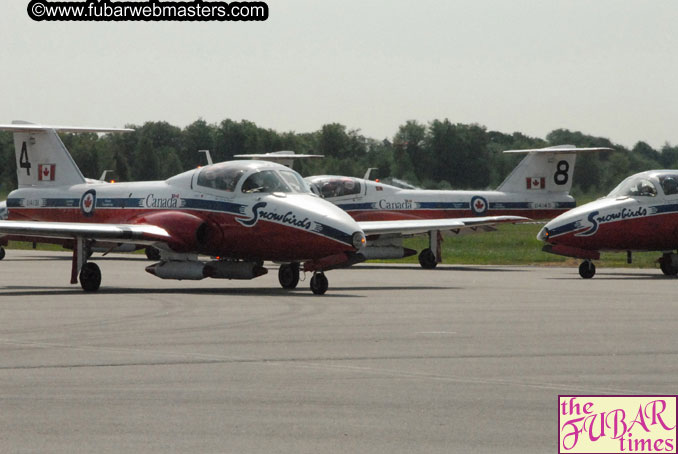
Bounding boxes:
[0,247,5,260]
[659,253,678,276]
[71,238,101,292]
[578,260,596,279]
[278,263,300,289]
[418,230,443,269]
[418,248,437,269]
[145,246,161,261]
[79,262,102,292]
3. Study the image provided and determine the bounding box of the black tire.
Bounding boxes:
[80,262,102,292]
[418,248,437,269]
[278,263,300,289]
[310,272,329,295]
[0,247,5,260]
[578,261,596,279]
[659,255,678,276]
[145,246,161,261]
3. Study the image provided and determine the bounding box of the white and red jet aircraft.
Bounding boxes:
[0,122,526,294]
[538,170,678,279]
[303,145,610,268]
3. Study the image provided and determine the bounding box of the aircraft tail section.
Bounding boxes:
[496,145,611,194]
[0,121,132,188]
[233,151,324,168]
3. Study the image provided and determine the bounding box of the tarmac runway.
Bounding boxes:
[0,250,676,453]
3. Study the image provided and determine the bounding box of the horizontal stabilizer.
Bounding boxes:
[234,151,324,168]
[0,121,133,134]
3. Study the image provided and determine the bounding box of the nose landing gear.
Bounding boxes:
[310,272,328,295]
[280,263,329,295]
[578,260,596,279]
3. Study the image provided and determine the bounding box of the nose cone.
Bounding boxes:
[538,197,616,244]
[274,194,364,248]
[537,225,550,242]
[537,209,581,244]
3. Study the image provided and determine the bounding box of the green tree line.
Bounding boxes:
[1,118,677,198]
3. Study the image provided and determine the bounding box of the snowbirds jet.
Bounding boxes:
[302,145,611,268]
[538,170,678,279]
[0,122,526,294]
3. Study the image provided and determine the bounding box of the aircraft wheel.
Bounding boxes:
[659,255,678,276]
[310,272,328,295]
[578,261,596,279]
[0,247,5,260]
[80,262,102,292]
[145,246,161,261]
[278,263,300,289]
[418,248,437,269]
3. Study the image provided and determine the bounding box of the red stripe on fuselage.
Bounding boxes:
[9,207,353,261]
[549,213,678,252]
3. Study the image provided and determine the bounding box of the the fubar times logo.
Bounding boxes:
[559,396,677,453]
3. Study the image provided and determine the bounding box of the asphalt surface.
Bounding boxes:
[0,250,676,453]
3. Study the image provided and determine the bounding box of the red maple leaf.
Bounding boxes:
[43,167,49,176]
[475,200,484,210]
[84,198,92,208]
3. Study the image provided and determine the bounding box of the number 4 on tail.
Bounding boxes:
[19,141,31,176]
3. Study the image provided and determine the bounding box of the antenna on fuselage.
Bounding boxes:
[363,168,378,180]
[99,169,114,181]
[199,150,213,165]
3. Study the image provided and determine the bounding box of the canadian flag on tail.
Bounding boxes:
[38,164,56,181]
[526,177,545,190]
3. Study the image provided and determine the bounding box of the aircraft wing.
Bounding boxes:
[0,220,170,245]
[503,145,613,153]
[358,215,528,236]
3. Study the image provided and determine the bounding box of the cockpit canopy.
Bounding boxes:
[607,172,678,198]
[306,176,363,198]
[196,162,311,194]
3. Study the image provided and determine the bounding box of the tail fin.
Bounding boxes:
[0,121,133,188]
[496,145,612,194]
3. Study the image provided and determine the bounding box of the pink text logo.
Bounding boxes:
[559,395,677,453]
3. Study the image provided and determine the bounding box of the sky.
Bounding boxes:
[1,0,677,148]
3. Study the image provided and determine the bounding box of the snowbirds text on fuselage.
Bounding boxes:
[305,145,611,268]
[538,170,678,278]
[0,122,527,294]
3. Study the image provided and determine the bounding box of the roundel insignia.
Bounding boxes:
[80,189,97,217]
[470,195,488,215]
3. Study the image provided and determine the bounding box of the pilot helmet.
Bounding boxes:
[638,180,656,195]
[663,177,678,194]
